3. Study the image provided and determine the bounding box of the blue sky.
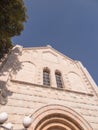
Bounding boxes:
[13,0,98,85]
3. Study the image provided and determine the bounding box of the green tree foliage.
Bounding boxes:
[0,0,27,59]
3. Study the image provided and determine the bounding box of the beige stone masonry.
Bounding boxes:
[0,45,98,130]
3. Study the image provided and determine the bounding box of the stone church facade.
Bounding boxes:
[0,45,98,130]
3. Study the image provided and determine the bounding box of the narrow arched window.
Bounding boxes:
[55,70,63,88]
[43,67,50,86]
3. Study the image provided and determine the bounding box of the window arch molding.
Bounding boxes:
[29,104,93,130]
[43,67,50,73]
[67,71,86,92]
[12,61,36,72]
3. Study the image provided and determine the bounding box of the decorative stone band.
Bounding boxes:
[28,104,93,130]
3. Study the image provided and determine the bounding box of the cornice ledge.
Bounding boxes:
[65,89,94,96]
[11,79,93,96]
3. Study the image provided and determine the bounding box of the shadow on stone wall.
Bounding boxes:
[0,45,23,76]
[0,45,23,105]
[0,81,12,105]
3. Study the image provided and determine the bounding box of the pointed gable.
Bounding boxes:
[23,45,74,65]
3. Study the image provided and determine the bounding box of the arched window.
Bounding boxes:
[43,67,50,86]
[55,70,63,88]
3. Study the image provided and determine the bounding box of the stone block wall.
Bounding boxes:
[0,45,98,130]
[0,80,98,129]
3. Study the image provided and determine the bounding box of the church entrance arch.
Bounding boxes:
[29,104,93,130]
